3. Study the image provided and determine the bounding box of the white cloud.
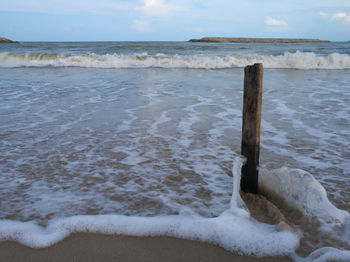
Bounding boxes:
[319,11,329,17]
[0,0,190,17]
[131,20,152,33]
[139,0,186,17]
[332,12,350,23]
[141,0,166,15]
[319,11,350,24]
[264,16,288,26]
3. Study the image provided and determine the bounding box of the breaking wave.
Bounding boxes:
[0,157,299,257]
[259,166,350,261]
[1,157,350,260]
[1,51,350,69]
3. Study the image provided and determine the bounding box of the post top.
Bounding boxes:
[245,63,263,69]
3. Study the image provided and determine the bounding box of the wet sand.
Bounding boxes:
[0,233,292,262]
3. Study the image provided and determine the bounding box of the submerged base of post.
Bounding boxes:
[240,63,263,194]
[240,151,259,193]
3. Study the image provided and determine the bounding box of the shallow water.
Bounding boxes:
[0,42,349,260]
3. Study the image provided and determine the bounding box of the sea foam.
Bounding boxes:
[0,212,298,256]
[1,158,350,261]
[1,52,350,69]
[294,247,350,262]
[259,166,350,261]
[259,167,349,224]
[0,157,299,257]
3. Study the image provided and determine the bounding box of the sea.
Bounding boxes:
[0,41,350,261]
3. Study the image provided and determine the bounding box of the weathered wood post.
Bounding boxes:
[241,63,263,194]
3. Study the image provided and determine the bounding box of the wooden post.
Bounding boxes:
[241,63,263,194]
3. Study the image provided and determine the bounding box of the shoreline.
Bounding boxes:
[189,37,330,43]
[0,37,19,43]
[0,233,292,262]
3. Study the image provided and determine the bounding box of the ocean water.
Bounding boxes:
[0,41,350,260]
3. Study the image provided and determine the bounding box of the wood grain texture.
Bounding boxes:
[241,63,263,194]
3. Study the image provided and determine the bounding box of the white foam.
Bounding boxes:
[259,167,349,223]
[1,52,350,69]
[0,158,299,257]
[230,156,250,217]
[293,247,350,262]
[259,167,350,247]
[0,211,298,256]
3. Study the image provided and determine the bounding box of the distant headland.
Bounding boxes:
[189,37,330,43]
[0,37,19,43]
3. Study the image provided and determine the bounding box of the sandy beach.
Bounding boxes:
[1,41,350,261]
[0,234,292,262]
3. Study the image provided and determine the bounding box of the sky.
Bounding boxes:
[0,0,350,41]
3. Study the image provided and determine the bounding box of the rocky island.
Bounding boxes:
[189,37,330,43]
[0,37,19,43]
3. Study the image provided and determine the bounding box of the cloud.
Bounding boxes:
[332,12,350,23]
[264,16,288,26]
[319,11,329,17]
[141,0,167,16]
[131,20,152,33]
[319,11,350,24]
[139,0,186,17]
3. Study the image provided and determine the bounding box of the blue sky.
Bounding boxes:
[0,0,350,41]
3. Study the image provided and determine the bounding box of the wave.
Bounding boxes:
[0,157,299,257]
[1,52,350,69]
[0,212,298,256]
[259,166,350,261]
[259,167,349,226]
[1,157,350,261]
